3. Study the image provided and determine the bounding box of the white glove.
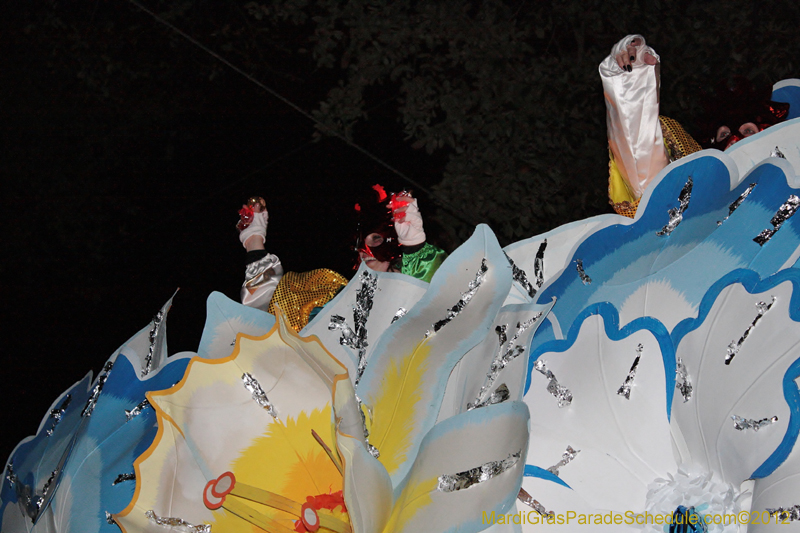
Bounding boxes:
[393,196,426,246]
[599,34,659,77]
[239,209,269,248]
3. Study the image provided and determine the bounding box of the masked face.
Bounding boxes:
[714,122,766,150]
[356,231,399,272]
[353,184,402,269]
[358,233,392,271]
[698,77,790,150]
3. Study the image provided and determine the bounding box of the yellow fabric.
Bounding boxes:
[268,269,348,331]
[608,151,637,206]
[608,116,701,218]
[659,115,702,162]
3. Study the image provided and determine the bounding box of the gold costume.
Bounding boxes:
[267,269,348,331]
[609,116,701,218]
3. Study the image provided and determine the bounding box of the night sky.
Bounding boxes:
[1,4,446,463]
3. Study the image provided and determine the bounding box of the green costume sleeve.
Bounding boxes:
[400,242,447,283]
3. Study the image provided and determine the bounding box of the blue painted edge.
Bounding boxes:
[526,302,676,419]
[670,267,800,479]
[523,464,571,488]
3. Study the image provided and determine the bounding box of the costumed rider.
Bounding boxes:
[600,35,702,218]
[238,187,446,331]
[354,184,447,283]
[601,35,791,218]
[238,196,348,332]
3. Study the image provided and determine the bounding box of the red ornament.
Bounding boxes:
[293,491,347,532]
[388,193,411,220]
[372,184,388,202]
[203,471,236,510]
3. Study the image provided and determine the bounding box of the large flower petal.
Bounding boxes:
[671,271,800,482]
[356,225,512,485]
[524,307,676,511]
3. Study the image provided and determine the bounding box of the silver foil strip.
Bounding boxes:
[437,451,521,492]
[145,510,211,532]
[16,466,59,521]
[329,271,376,385]
[533,360,572,407]
[675,357,693,403]
[768,505,800,522]
[534,240,547,289]
[546,445,580,476]
[505,252,536,299]
[732,414,778,431]
[771,146,786,159]
[367,443,380,458]
[142,309,165,377]
[329,316,356,346]
[616,344,643,400]
[5,461,15,487]
[468,384,510,411]
[754,195,800,246]
[391,307,407,324]
[355,393,380,458]
[469,315,542,410]
[518,487,554,518]
[656,176,693,236]
[82,360,114,417]
[328,273,379,457]
[718,183,757,225]
[427,259,488,337]
[242,373,277,418]
[725,297,776,365]
[112,472,135,486]
[575,259,591,285]
[505,240,546,299]
[125,398,151,422]
[46,395,72,436]
[351,271,377,383]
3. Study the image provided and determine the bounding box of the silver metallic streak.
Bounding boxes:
[82,361,114,418]
[616,344,642,400]
[141,309,165,377]
[4,462,15,488]
[438,451,521,492]
[656,176,693,236]
[768,505,800,522]
[242,373,277,418]
[329,270,376,385]
[725,297,775,365]
[534,360,572,407]
[718,183,757,226]
[145,510,211,532]
[46,395,72,436]
[518,487,554,518]
[732,414,778,431]
[505,240,546,299]
[112,473,135,486]
[547,446,580,476]
[125,398,151,422]
[754,196,800,246]
[391,307,407,324]
[15,466,59,522]
[469,315,542,410]
[426,259,488,337]
[675,357,693,403]
[575,259,592,285]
